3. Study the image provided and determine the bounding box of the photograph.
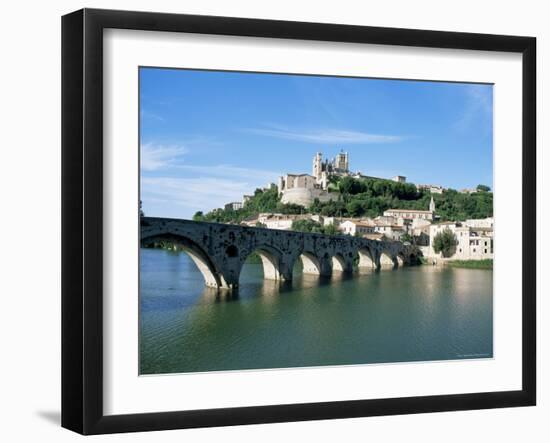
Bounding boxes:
[138,68,494,375]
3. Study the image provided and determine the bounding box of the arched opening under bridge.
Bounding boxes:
[240,246,285,283]
[396,254,405,267]
[380,251,397,269]
[296,251,322,275]
[141,233,226,288]
[331,254,346,272]
[357,248,376,270]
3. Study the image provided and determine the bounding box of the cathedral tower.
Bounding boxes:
[334,150,349,173]
[429,196,436,213]
[312,152,323,179]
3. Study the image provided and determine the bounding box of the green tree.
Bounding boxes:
[275,202,304,214]
[139,200,145,217]
[476,184,491,192]
[322,223,339,235]
[195,176,493,225]
[433,228,457,258]
[308,198,322,214]
[291,219,323,233]
[346,199,365,217]
[400,233,412,243]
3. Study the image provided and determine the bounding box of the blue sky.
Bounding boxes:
[140,67,493,219]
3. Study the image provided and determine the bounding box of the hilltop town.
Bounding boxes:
[193,151,493,263]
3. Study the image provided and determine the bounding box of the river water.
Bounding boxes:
[139,248,493,375]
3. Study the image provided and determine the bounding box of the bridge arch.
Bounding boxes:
[396,253,405,267]
[408,251,421,265]
[357,247,376,270]
[141,233,227,289]
[380,250,397,268]
[241,245,286,281]
[332,253,352,273]
[140,218,421,290]
[332,253,346,272]
[299,251,323,275]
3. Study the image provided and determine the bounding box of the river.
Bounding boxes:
[139,248,493,375]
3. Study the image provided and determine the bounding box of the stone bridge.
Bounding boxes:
[140,217,421,290]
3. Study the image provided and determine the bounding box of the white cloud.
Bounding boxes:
[141,176,264,218]
[466,84,493,113]
[173,164,281,182]
[141,143,188,171]
[454,84,493,134]
[140,109,165,122]
[140,140,282,217]
[243,126,405,144]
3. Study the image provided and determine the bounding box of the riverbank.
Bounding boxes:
[446,259,493,270]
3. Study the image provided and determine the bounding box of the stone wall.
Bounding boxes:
[280,187,339,207]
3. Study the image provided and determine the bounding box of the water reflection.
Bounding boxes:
[140,248,493,375]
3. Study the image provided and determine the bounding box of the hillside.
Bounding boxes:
[192,176,493,224]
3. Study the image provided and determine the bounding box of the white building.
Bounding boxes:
[375,215,399,225]
[427,219,494,260]
[416,184,444,194]
[393,175,407,183]
[383,196,436,222]
[373,222,406,241]
[455,226,494,260]
[338,219,375,237]
[321,216,342,227]
[242,213,326,231]
[464,217,494,229]
[224,201,243,211]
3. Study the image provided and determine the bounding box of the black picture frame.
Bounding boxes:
[62,8,536,435]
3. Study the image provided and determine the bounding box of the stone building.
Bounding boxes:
[426,218,494,260]
[312,150,350,189]
[416,184,444,194]
[393,175,407,184]
[278,151,407,207]
[241,213,326,231]
[455,227,494,260]
[338,219,376,237]
[373,221,406,241]
[464,217,494,229]
[224,201,244,211]
[383,196,436,222]
[277,171,339,207]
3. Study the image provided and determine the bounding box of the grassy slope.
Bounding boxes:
[446,259,493,270]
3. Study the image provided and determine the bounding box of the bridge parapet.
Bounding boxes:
[140,217,421,289]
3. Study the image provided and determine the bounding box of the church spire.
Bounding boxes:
[429,196,435,212]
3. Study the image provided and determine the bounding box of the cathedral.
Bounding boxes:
[312,151,350,189]
[277,151,407,207]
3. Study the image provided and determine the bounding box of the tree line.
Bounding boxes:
[193,177,493,227]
